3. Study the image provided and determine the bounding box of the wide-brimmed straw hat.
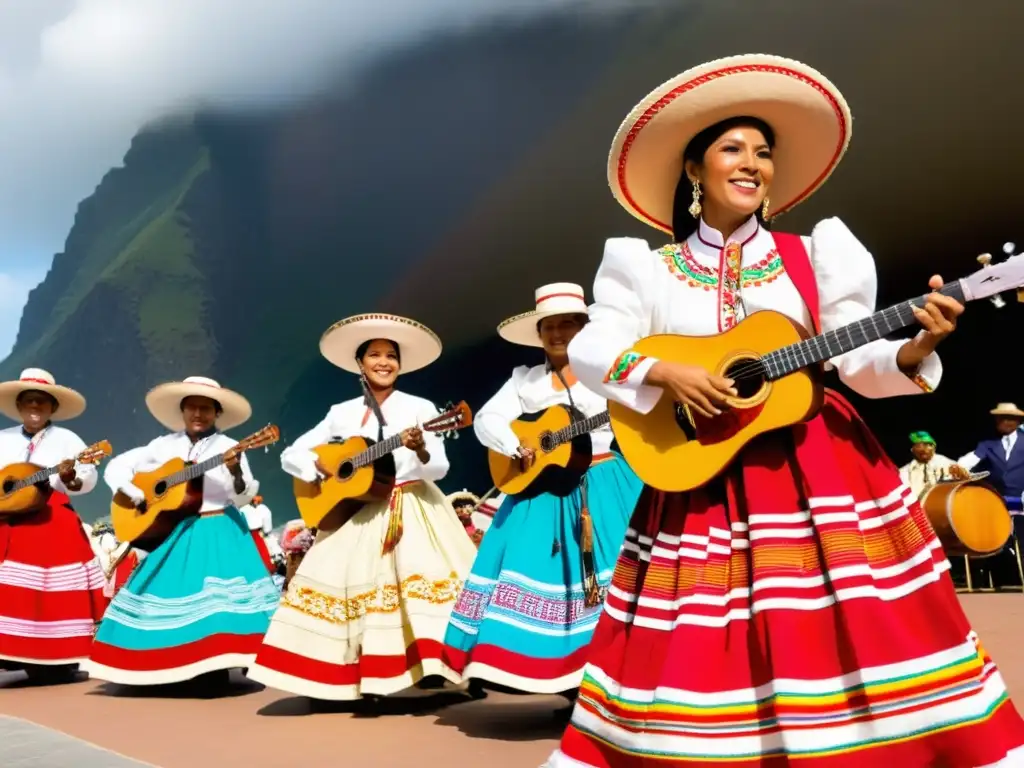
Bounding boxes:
[498,283,589,348]
[608,53,852,234]
[145,376,252,432]
[990,402,1024,418]
[0,368,87,422]
[319,313,442,375]
[446,489,481,508]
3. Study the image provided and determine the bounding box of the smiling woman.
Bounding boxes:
[246,313,477,702]
[0,368,105,683]
[544,53,1024,768]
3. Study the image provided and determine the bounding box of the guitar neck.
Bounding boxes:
[11,461,65,492]
[763,281,966,380]
[352,432,405,469]
[163,453,228,489]
[551,411,611,447]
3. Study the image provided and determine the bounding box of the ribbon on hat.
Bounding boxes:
[909,431,936,445]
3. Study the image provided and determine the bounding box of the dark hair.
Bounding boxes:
[355,338,401,365]
[535,313,589,336]
[671,116,776,243]
[16,390,58,412]
[179,396,223,416]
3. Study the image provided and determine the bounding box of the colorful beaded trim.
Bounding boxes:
[659,242,786,289]
[605,351,647,383]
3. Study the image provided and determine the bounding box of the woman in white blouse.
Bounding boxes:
[545,55,1024,767]
[0,368,104,683]
[84,377,279,689]
[247,314,476,702]
[442,284,641,699]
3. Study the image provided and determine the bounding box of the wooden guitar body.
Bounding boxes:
[0,463,50,516]
[920,478,1011,558]
[488,405,593,498]
[293,439,397,530]
[111,458,204,549]
[609,310,822,492]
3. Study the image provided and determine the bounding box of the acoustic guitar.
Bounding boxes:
[488,406,609,497]
[294,401,472,529]
[0,441,112,516]
[609,246,1024,492]
[111,424,280,548]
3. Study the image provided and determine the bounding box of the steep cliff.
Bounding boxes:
[1,10,656,521]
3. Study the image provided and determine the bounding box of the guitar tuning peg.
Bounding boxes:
[1003,242,1016,256]
[977,253,993,267]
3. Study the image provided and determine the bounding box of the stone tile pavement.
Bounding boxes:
[0,715,154,767]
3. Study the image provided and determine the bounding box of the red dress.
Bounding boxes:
[250,530,275,574]
[0,490,106,665]
[546,225,1024,767]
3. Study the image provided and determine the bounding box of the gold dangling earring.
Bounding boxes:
[688,180,702,218]
[761,195,771,222]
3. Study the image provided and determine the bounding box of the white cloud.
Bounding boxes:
[0,0,642,356]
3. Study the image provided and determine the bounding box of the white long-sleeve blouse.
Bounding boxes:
[569,215,941,414]
[473,363,612,457]
[280,390,450,485]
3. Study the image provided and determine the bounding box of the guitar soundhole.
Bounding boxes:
[1,479,13,494]
[539,432,555,453]
[337,461,355,480]
[154,480,167,496]
[723,357,766,400]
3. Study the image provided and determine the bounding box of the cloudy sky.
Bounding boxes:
[0,0,642,359]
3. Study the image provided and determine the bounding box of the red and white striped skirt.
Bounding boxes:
[547,391,1024,767]
[0,491,106,665]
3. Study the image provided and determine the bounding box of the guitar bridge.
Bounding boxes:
[673,402,698,441]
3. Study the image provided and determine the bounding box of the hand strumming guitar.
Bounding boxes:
[517,446,537,471]
[401,427,431,464]
[314,458,334,482]
[57,458,83,492]
[949,464,970,481]
[644,361,738,419]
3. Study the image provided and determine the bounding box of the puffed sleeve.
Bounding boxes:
[408,397,450,482]
[473,367,528,456]
[810,217,941,398]
[50,429,97,496]
[280,409,335,483]
[103,441,160,496]
[568,237,665,414]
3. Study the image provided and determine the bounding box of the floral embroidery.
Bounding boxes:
[283,572,463,624]
[719,242,743,330]
[605,351,647,383]
[659,242,785,289]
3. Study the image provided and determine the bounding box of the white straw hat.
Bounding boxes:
[497,283,589,348]
[608,53,852,234]
[319,313,442,374]
[990,402,1024,418]
[0,368,86,422]
[145,376,252,431]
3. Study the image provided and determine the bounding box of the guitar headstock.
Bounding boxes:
[966,243,1024,307]
[239,424,281,452]
[78,440,112,465]
[424,401,473,439]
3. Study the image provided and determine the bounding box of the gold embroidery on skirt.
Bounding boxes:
[283,572,463,624]
[381,483,409,555]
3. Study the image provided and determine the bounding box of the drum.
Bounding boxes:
[920,474,1012,558]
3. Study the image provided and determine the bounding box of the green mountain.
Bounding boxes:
[1,12,655,522]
